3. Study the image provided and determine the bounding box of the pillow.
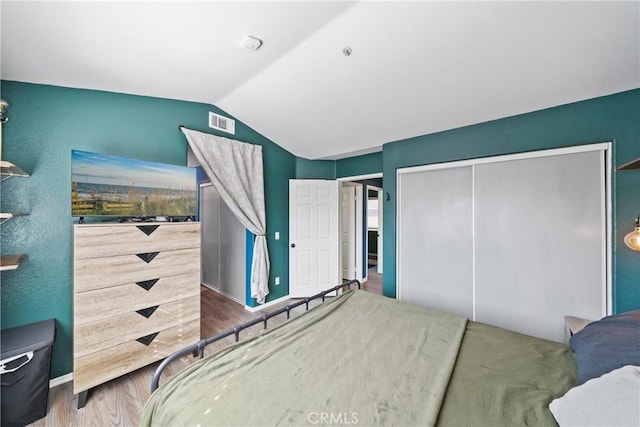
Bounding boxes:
[549,365,640,427]
[569,309,640,384]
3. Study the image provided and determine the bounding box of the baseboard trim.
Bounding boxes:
[244,294,290,312]
[202,283,244,305]
[50,372,73,388]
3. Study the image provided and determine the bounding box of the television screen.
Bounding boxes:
[71,149,197,218]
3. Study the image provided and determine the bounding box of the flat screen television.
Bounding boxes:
[71,149,197,219]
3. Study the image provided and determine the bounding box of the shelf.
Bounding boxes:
[0,212,28,225]
[616,157,640,171]
[0,254,28,271]
[0,160,29,180]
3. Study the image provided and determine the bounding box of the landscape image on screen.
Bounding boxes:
[71,149,197,217]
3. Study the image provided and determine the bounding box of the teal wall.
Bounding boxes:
[295,152,384,180]
[0,81,296,378]
[336,152,383,178]
[295,158,335,179]
[2,79,636,380]
[381,89,640,314]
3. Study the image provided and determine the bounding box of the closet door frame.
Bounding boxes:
[396,142,612,317]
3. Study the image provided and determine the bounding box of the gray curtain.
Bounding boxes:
[181,128,270,304]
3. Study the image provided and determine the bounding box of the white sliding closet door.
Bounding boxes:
[398,166,474,318]
[397,145,608,342]
[474,150,606,342]
[219,195,247,303]
[200,183,221,290]
[199,183,246,304]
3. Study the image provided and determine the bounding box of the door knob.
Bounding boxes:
[290,243,296,248]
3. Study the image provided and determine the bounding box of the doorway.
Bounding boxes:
[366,186,383,275]
[288,175,383,298]
[338,174,383,292]
[288,179,340,297]
[341,182,363,281]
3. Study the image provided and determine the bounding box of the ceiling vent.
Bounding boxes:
[209,112,235,135]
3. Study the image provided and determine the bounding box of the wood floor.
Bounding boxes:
[363,268,382,295]
[30,281,381,426]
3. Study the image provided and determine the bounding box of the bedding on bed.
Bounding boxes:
[547,309,640,427]
[569,309,640,385]
[141,290,467,426]
[549,365,640,427]
[437,321,576,426]
[141,290,576,427]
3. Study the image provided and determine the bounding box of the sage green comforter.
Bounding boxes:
[142,290,466,426]
[437,321,576,426]
[141,290,576,426]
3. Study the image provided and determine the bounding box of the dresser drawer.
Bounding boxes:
[74,271,200,325]
[74,247,200,292]
[74,295,200,358]
[73,319,200,394]
[74,222,200,260]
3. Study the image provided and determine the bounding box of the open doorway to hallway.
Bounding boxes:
[364,185,383,295]
[338,174,383,295]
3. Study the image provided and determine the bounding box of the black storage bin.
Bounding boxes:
[1,319,56,427]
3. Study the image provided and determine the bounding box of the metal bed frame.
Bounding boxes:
[150,279,361,392]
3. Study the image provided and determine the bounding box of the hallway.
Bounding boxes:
[362,268,382,295]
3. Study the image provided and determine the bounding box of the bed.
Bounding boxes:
[141,282,640,426]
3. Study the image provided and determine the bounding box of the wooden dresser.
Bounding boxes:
[73,222,201,407]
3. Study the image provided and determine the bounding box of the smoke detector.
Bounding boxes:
[238,35,262,51]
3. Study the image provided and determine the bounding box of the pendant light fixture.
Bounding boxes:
[0,99,8,123]
[624,215,640,251]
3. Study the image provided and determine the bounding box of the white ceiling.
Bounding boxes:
[1,1,638,160]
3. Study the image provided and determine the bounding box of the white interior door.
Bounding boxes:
[289,180,340,297]
[354,184,363,281]
[341,184,357,280]
[375,187,383,274]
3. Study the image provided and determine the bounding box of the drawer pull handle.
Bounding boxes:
[136,252,159,263]
[136,332,159,346]
[135,279,159,291]
[136,225,160,236]
[136,306,159,318]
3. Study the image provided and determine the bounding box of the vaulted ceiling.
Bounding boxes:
[2,1,638,159]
